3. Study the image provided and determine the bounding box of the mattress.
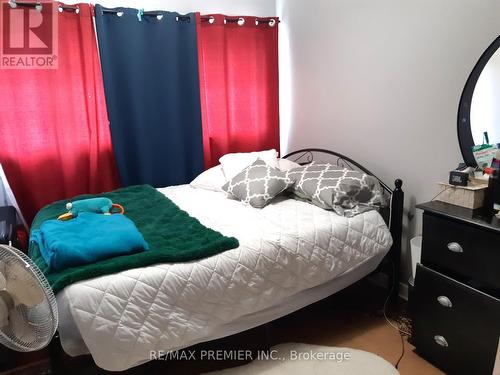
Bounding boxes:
[56,185,393,371]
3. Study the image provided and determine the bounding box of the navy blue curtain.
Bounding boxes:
[94,6,204,187]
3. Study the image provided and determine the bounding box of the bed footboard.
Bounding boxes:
[283,148,404,300]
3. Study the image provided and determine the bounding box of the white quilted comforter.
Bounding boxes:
[56,185,392,371]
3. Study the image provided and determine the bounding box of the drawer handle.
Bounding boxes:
[437,296,453,308]
[434,335,449,347]
[447,242,463,253]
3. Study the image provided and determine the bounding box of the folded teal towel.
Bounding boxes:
[30,212,149,272]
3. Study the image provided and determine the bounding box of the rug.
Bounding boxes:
[206,343,399,375]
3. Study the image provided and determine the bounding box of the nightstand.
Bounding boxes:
[412,201,500,375]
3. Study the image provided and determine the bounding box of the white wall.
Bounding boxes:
[277,0,500,282]
[64,0,276,16]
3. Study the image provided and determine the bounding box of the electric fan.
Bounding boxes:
[0,244,58,352]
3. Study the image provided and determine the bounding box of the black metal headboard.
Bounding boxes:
[283,148,404,300]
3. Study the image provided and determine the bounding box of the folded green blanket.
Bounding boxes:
[29,185,239,293]
[31,213,149,272]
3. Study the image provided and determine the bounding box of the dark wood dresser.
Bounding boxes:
[413,201,500,375]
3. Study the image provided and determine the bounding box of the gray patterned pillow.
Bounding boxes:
[222,158,293,208]
[287,162,387,217]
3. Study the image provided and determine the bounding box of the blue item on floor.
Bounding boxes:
[30,212,149,272]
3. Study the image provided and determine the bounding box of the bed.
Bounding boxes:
[51,149,404,371]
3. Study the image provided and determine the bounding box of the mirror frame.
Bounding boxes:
[458,35,500,167]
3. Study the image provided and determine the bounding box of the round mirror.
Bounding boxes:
[458,35,500,166]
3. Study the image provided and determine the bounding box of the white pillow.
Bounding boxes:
[190,165,227,192]
[219,149,279,180]
[278,158,301,171]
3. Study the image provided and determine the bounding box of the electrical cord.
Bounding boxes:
[382,260,411,336]
[395,332,405,369]
[382,259,411,369]
[430,185,449,202]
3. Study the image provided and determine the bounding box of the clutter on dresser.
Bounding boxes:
[435,180,487,209]
[471,131,498,169]
[472,140,500,216]
[448,170,469,186]
[438,136,500,213]
[448,163,474,186]
[471,135,500,216]
[483,168,500,215]
[436,163,486,209]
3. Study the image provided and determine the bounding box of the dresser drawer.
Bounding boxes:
[422,212,500,290]
[413,265,500,375]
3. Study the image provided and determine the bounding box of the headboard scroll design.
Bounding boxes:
[283,148,392,194]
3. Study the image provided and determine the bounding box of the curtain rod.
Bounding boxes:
[8,1,78,12]
[200,15,278,26]
[8,0,42,11]
[7,1,279,25]
[101,8,190,21]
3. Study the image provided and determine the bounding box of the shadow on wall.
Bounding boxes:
[278,1,293,154]
[0,149,119,225]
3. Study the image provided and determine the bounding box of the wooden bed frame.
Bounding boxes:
[282,148,404,301]
[45,148,404,373]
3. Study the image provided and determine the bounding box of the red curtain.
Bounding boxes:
[197,14,280,169]
[0,3,119,224]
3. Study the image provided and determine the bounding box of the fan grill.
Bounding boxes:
[0,245,58,351]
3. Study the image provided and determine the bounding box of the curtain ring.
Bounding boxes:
[156,14,163,20]
[59,5,80,14]
[237,17,245,26]
[208,16,215,24]
[116,11,124,17]
[175,15,191,23]
[8,0,16,9]
[269,19,276,27]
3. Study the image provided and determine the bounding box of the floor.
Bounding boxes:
[4,280,444,375]
[272,285,444,375]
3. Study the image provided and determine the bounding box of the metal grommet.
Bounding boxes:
[208,16,215,24]
[223,18,227,25]
[255,19,259,26]
[35,3,42,12]
[116,11,124,17]
[237,17,245,26]
[59,5,79,14]
[156,14,163,20]
[269,19,276,27]
[176,15,190,23]
[8,0,17,9]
